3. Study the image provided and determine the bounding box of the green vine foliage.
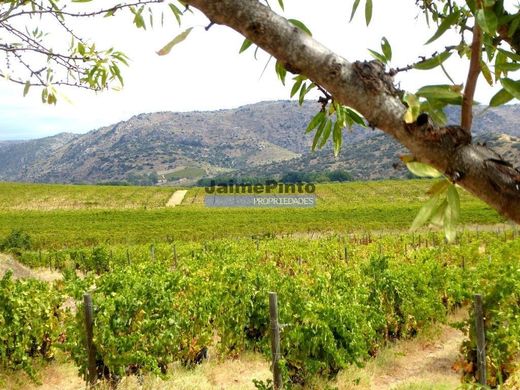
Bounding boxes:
[2,232,520,387]
[52,233,515,385]
[0,271,64,379]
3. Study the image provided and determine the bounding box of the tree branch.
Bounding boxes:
[184,0,520,223]
[461,22,482,132]
[0,0,164,22]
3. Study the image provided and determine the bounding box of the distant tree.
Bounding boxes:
[126,172,159,186]
[328,170,353,182]
[1,0,520,232]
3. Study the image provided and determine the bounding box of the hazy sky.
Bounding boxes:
[0,1,512,140]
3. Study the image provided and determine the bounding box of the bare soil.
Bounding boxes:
[0,253,62,282]
[166,190,188,207]
[334,309,467,390]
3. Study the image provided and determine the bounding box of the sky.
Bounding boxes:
[0,0,513,140]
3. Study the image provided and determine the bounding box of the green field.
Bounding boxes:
[0,182,175,210]
[0,179,504,249]
[0,179,518,389]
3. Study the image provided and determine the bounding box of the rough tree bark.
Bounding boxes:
[184,0,520,223]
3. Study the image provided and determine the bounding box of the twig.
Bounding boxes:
[389,46,457,76]
[0,0,164,22]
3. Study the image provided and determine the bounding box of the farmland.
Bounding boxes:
[0,179,518,389]
[0,182,175,211]
[0,180,504,249]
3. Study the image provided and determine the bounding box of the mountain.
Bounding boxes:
[0,101,518,184]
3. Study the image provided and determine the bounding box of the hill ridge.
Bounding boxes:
[0,101,518,184]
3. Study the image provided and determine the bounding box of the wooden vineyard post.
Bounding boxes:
[344,246,348,262]
[269,292,283,390]
[83,293,97,387]
[172,244,178,268]
[126,248,130,265]
[474,294,487,386]
[150,244,155,261]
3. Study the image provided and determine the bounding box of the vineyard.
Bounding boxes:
[0,180,504,249]
[1,227,519,388]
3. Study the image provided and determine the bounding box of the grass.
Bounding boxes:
[0,351,271,390]
[0,179,505,249]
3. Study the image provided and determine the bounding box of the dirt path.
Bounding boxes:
[166,189,188,207]
[333,309,467,389]
[0,253,62,282]
[371,324,464,389]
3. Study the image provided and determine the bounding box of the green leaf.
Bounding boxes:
[403,93,420,123]
[318,119,333,148]
[368,49,387,64]
[344,107,366,127]
[23,81,30,97]
[288,19,312,36]
[132,6,146,29]
[426,179,450,196]
[306,111,326,133]
[489,88,513,107]
[77,42,85,56]
[169,3,182,26]
[277,0,284,10]
[332,121,342,156]
[349,0,361,22]
[298,81,307,104]
[312,118,327,151]
[495,62,520,72]
[411,193,444,230]
[416,84,462,103]
[508,16,520,37]
[290,77,304,98]
[405,161,443,178]
[500,78,520,100]
[275,60,287,85]
[239,39,253,54]
[494,50,507,81]
[413,51,452,70]
[476,8,498,35]
[480,60,493,85]
[365,0,373,26]
[381,37,392,62]
[425,11,460,44]
[430,199,448,227]
[420,101,448,125]
[104,8,116,17]
[446,184,460,225]
[444,185,460,243]
[157,27,193,56]
[334,102,344,125]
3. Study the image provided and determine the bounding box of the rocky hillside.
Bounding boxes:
[0,101,518,184]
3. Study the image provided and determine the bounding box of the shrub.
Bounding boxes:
[0,229,32,252]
